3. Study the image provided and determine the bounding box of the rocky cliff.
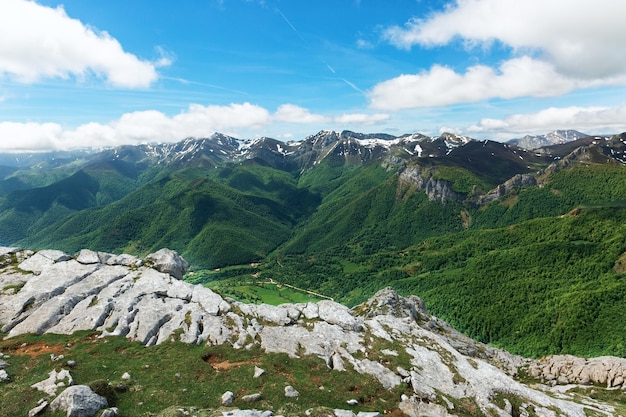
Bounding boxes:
[0,247,622,417]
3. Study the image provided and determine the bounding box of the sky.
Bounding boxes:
[1,0,626,152]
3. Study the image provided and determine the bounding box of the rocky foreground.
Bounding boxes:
[0,247,625,417]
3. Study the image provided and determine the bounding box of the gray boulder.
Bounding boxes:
[221,390,234,405]
[145,249,189,279]
[49,385,108,417]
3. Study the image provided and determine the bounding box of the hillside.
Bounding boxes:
[1,247,626,417]
[1,130,626,359]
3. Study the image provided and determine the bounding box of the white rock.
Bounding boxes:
[49,385,108,417]
[145,248,189,279]
[76,249,102,265]
[253,366,265,378]
[31,369,73,396]
[284,385,299,397]
[221,390,235,405]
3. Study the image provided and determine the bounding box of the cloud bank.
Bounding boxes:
[0,103,390,151]
[371,0,626,110]
[0,0,162,88]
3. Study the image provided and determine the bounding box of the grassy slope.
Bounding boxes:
[0,331,407,417]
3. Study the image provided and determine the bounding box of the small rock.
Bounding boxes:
[0,369,10,382]
[284,385,300,398]
[253,366,265,378]
[221,390,235,406]
[0,359,9,369]
[27,400,48,417]
[67,360,77,368]
[121,372,131,380]
[346,399,359,406]
[241,392,263,403]
[101,408,120,417]
[334,410,356,417]
[357,413,381,417]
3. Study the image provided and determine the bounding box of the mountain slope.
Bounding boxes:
[1,247,623,417]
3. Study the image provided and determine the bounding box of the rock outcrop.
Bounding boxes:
[398,166,465,204]
[529,354,626,388]
[0,247,618,417]
[478,174,537,204]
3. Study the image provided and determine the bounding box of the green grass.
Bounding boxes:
[0,331,407,417]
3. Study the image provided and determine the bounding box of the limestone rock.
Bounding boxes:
[221,390,234,405]
[100,408,120,417]
[284,385,299,397]
[31,369,73,396]
[241,392,262,403]
[0,368,9,382]
[49,385,108,417]
[76,249,102,265]
[145,249,189,280]
[253,366,265,378]
[28,399,49,417]
[317,300,361,331]
[18,250,71,274]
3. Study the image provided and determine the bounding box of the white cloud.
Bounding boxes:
[465,105,626,138]
[374,0,626,110]
[273,104,329,123]
[0,103,392,151]
[369,57,587,110]
[0,0,162,88]
[333,113,390,125]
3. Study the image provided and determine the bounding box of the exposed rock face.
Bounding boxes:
[478,174,537,204]
[0,247,616,417]
[398,166,465,204]
[529,355,626,388]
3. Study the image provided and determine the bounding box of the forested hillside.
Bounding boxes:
[2,131,626,357]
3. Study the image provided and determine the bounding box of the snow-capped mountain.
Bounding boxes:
[508,130,589,150]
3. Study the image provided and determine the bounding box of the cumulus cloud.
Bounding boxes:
[0,0,162,88]
[373,0,626,109]
[273,104,329,123]
[0,102,391,151]
[369,57,587,110]
[465,105,626,138]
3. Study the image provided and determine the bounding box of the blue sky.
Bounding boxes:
[1,0,626,151]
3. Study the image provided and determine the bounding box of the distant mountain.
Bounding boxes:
[508,129,590,150]
[2,129,626,358]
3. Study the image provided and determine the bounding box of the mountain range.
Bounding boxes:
[2,129,626,358]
